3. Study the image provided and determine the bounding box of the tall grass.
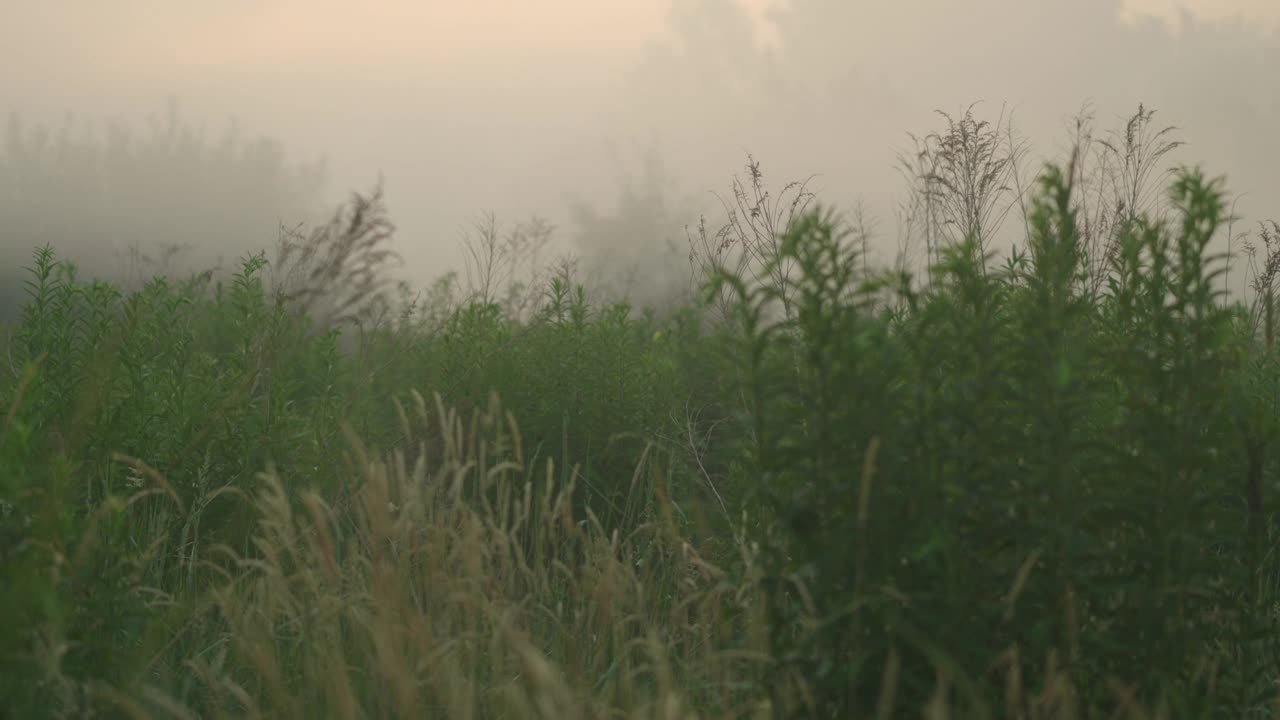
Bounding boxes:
[4,105,1280,719]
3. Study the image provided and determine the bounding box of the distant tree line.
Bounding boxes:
[0,101,328,321]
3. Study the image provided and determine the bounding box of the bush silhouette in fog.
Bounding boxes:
[0,100,328,320]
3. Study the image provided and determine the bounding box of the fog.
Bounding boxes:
[3,0,1278,310]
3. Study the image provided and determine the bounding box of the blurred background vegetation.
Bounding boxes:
[0,101,329,323]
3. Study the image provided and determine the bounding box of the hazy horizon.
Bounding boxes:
[3,0,1278,305]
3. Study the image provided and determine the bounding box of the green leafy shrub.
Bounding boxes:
[710,162,1277,717]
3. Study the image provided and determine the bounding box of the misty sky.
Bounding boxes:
[3,0,1278,297]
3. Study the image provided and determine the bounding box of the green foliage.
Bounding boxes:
[708,162,1278,717]
[0,229,713,717]
[4,136,1280,718]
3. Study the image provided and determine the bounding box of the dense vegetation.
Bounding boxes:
[4,106,1280,718]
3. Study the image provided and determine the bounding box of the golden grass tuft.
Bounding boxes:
[145,390,771,719]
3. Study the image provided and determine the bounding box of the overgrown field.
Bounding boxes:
[5,108,1280,718]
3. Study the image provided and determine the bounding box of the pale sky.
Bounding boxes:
[7,1,1274,70]
[2,0,1278,301]
[8,1,1274,78]
[1121,0,1280,28]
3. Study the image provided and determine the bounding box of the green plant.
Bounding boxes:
[708,159,1275,717]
